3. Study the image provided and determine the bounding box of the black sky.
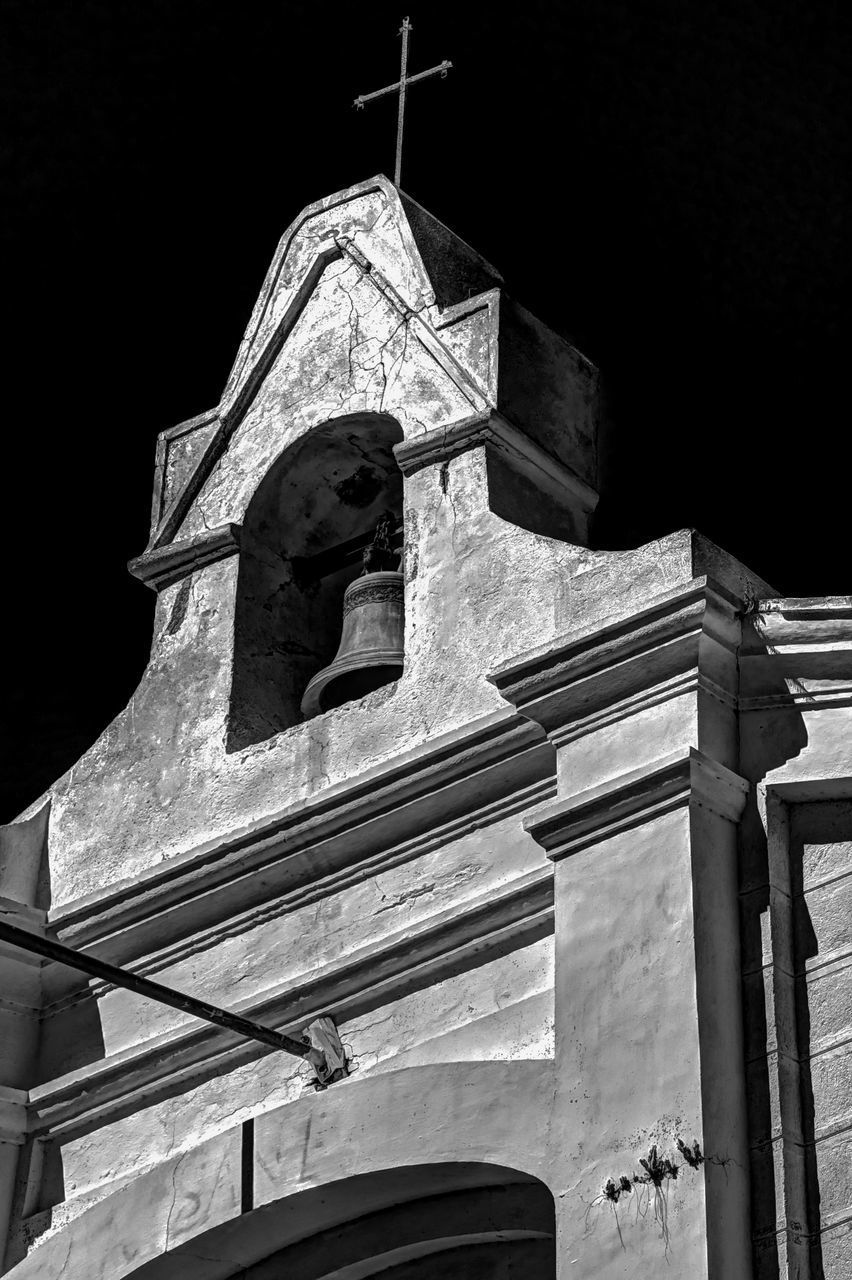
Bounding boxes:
[1,0,849,821]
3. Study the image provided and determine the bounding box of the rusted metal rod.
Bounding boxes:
[0,919,319,1063]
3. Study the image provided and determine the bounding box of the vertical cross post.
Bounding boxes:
[395,17,411,187]
[353,18,452,189]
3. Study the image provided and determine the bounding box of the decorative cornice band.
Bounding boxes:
[128,523,242,592]
[30,865,554,1140]
[44,774,555,1015]
[394,411,599,516]
[49,710,551,965]
[740,684,852,712]
[547,669,737,750]
[490,577,741,737]
[757,597,852,620]
[525,746,750,861]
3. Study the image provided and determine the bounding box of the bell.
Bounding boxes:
[300,569,404,717]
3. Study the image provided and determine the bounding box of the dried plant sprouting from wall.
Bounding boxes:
[584,1137,725,1257]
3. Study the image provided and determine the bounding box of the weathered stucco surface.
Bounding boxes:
[1,177,850,1278]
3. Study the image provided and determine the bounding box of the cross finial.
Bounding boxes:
[353,17,452,188]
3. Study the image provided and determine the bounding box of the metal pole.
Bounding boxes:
[0,919,319,1063]
[395,17,410,187]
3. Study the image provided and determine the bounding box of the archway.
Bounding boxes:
[227,1163,554,1279]
[130,1162,555,1280]
[228,413,404,749]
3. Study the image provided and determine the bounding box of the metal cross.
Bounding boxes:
[353,17,452,188]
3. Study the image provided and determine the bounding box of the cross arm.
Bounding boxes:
[353,60,452,108]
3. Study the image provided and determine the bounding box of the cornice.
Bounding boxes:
[393,410,598,517]
[49,710,552,967]
[44,774,555,1015]
[547,669,736,750]
[740,684,852,712]
[489,577,742,737]
[525,746,750,861]
[755,596,852,619]
[127,523,242,592]
[741,598,852,652]
[739,597,852,707]
[30,865,553,1140]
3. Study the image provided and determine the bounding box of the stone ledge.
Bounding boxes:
[525,746,750,860]
[128,522,242,592]
[490,576,742,736]
[394,410,598,522]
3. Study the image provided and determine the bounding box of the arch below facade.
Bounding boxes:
[11,1061,556,1280]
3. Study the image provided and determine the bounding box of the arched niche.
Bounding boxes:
[228,413,404,751]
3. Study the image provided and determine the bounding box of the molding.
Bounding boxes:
[525,746,750,861]
[394,410,599,517]
[394,409,493,471]
[740,599,852,708]
[149,408,219,536]
[741,599,852,651]
[0,1085,27,1145]
[757,596,852,619]
[127,523,242,592]
[44,774,555,1015]
[30,865,554,1140]
[49,710,552,965]
[548,669,736,750]
[490,577,741,737]
[759,777,852,805]
[740,683,852,712]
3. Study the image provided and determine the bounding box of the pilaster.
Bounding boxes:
[492,577,753,1277]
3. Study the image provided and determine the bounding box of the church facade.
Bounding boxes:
[0,176,849,1278]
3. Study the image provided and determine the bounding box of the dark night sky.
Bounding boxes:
[1,0,849,821]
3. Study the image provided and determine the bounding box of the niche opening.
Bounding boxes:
[228,414,404,752]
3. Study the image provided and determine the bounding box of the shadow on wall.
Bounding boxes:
[228,413,404,752]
